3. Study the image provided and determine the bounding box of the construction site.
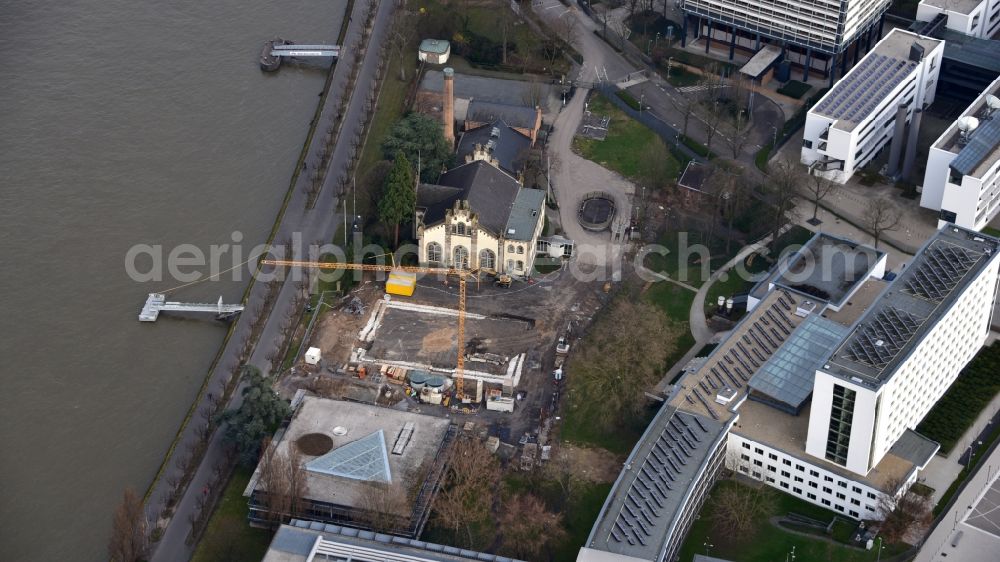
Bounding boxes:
[269,261,611,466]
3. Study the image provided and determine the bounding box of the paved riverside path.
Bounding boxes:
[147,0,396,559]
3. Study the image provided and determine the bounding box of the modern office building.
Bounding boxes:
[806,227,1000,475]
[681,0,890,81]
[579,227,1000,562]
[921,75,1000,230]
[916,0,1000,39]
[801,29,943,184]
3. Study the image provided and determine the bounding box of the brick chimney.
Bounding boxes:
[443,67,455,147]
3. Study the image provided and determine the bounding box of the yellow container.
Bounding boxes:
[385,270,416,296]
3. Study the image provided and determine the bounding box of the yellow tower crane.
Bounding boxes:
[260,258,477,400]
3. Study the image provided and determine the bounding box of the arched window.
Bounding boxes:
[516,260,524,271]
[516,246,524,254]
[456,222,466,236]
[427,242,442,263]
[507,259,514,272]
[479,249,496,270]
[454,246,469,269]
[507,244,515,253]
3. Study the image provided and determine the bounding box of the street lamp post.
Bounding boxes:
[875,536,884,562]
[640,93,645,113]
[666,57,673,80]
[771,125,778,147]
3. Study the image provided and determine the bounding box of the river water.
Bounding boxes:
[0,0,345,558]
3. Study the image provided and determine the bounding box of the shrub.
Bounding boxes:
[615,89,641,111]
[777,80,812,99]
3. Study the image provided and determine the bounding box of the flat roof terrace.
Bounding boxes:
[751,233,884,307]
[825,226,999,387]
[733,399,937,491]
[919,0,983,15]
[811,29,942,133]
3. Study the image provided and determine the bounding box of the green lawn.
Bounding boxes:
[574,93,681,185]
[190,467,272,562]
[664,65,701,87]
[554,482,613,562]
[677,480,910,562]
[983,226,1000,238]
[917,343,1000,453]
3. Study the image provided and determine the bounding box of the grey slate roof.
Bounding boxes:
[417,161,522,236]
[466,100,537,130]
[749,315,850,413]
[505,188,545,241]
[824,226,999,388]
[456,120,531,174]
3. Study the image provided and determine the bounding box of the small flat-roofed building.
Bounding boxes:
[739,45,783,86]
[748,232,886,312]
[246,396,455,537]
[263,520,524,562]
[801,29,943,184]
[916,0,1000,39]
[921,74,1000,230]
[418,39,451,64]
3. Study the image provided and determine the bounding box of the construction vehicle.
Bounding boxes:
[494,274,512,288]
[260,258,478,401]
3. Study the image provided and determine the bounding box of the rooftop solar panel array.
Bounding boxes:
[844,307,924,369]
[903,244,980,302]
[609,411,714,548]
[950,115,1000,177]
[813,53,915,124]
[684,293,797,418]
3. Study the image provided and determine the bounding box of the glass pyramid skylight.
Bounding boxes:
[305,429,392,483]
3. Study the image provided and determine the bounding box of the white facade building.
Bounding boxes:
[806,227,1000,474]
[921,75,1000,231]
[916,0,1000,39]
[802,29,943,184]
[581,226,1000,562]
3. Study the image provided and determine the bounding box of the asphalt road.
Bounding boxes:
[147,0,396,559]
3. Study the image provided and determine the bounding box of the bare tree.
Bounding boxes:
[359,481,408,533]
[764,159,801,254]
[257,438,306,525]
[108,487,148,562]
[554,14,580,51]
[711,481,775,535]
[498,493,568,559]
[723,110,752,159]
[388,9,416,81]
[876,478,932,544]
[431,436,502,549]
[499,0,512,65]
[671,91,698,139]
[863,197,902,249]
[802,172,838,224]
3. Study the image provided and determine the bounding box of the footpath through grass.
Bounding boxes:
[191,467,271,562]
[573,93,681,183]
[677,480,909,562]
